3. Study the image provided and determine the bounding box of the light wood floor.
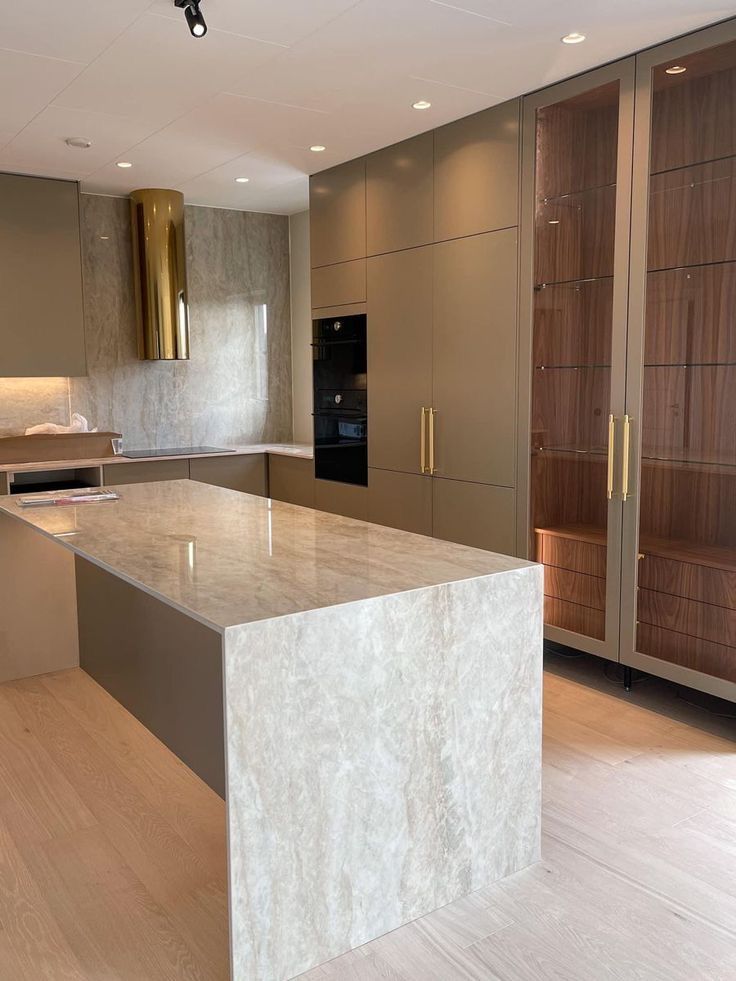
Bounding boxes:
[1,660,735,980]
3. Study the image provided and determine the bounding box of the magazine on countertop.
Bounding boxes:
[17,487,121,508]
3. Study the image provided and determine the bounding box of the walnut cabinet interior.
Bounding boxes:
[523,21,736,701]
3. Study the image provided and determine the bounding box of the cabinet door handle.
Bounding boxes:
[420,407,427,473]
[607,413,616,500]
[428,408,436,475]
[622,415,632,502]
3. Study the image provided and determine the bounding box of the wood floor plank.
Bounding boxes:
[41,669,227,877]
[0,672,229,981]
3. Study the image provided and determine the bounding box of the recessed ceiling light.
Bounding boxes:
[561,32,586,44]
[412,100,432,110]
[235,177,250,183]
[665,65,687,75]
[65,137,92,149]
[310,145,326,152]
[116,161,133,168]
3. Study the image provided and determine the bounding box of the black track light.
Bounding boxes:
[174,0,207,38]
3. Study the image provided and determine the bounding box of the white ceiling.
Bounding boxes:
[0,0,733,214]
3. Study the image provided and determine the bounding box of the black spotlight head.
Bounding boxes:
[174,0,207,38]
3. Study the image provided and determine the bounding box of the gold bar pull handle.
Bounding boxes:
[606,413,616,500]
[428,408,436,475]
[420,407,427,473]
[621,414,632,502]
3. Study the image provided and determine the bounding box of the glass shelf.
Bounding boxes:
[535,364,612,370]
[644,362,736,368]
[642,451,736,469]
[648,257,736,275]
[534,275,614,291]
[535,445,608,457]
[651,150,736,178]
[540,181,616,205]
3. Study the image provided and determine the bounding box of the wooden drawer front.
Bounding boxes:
[544,567,605,611]
[639,554,736,610]
[638,589,736,649]
[536,531,606,578]
[637,623,736,684]
[103,459,189,485]
[544,597,605,641]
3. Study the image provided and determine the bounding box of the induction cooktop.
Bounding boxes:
[122,446,234,459]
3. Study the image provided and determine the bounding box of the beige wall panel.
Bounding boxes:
[367,468,433,536]
[0,174,86,377]
[268,455,315,508]
[311,259,367,309]
[314,478,368,520]
[433,228,518,487]
[367,132,434,255]
[0,513,79,682]
[189,454,268,496]
[367,247,433,475]
[433,477,516,555]
[310,159,367,267]
[103,459,189,485]
[434,100,520,242]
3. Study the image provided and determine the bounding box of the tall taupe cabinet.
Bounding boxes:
[309,99,522,555]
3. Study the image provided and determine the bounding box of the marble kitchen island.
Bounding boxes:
[0,480,542,980]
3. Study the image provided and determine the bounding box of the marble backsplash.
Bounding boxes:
[0,194,293,448]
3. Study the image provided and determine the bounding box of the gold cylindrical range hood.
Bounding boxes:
[130,188,190,360]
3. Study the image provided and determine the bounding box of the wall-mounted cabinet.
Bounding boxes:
[366,132,434,255]
[519,20,736,701]
[0,174,86,377]
[309,159,366,268]
[434,100,520,242]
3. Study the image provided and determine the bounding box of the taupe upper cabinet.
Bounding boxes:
[310,159,366,268]
[367,246,433,475]
[434,100,520,242]
[433,228,517,486]
[0,173,86,377]
[366,132,433,255]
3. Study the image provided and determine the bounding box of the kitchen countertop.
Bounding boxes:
[0,441,313,474]
[0,478,533,632]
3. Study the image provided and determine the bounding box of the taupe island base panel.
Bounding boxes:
[0,480,542,981]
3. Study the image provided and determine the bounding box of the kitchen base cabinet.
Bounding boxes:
[190,454,267,496]
[268,456,315,508]
[433,478,516,555]
[367,468,432,536]
[314,478,368,521]
[103,459,189,485]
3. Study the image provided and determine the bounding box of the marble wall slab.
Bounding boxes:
[0,194,293,448]
[224,565,543,980]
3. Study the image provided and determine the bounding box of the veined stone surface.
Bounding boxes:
[224,566,542,980]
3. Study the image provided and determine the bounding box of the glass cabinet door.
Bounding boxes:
[523,64,634,658]
[624,27,736,692]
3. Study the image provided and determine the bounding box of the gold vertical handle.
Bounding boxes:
[428,408,436,475]
[621,414,631,502]
[420,407,427,473]
[607,413,616,500]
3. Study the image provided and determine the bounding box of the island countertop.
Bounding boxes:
[0,478,534,633]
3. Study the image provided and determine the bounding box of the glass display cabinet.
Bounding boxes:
[520,19,736,701]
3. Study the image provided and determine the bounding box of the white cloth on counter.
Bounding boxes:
[25,413,98,435]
